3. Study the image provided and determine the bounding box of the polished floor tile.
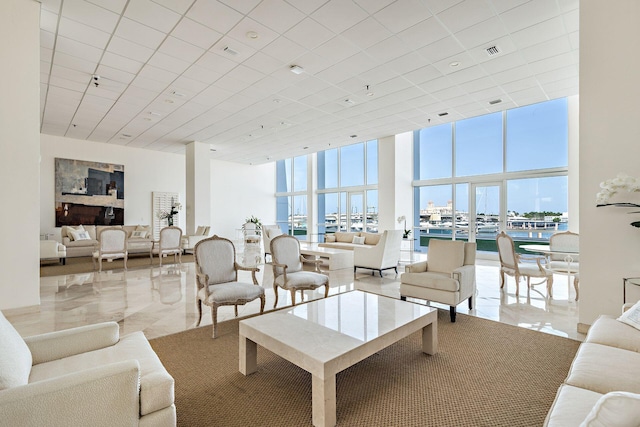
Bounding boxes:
[8,257,584,342]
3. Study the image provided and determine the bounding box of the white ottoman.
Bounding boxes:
[40,240,67,265]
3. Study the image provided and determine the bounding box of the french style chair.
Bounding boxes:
[270,234,329,308]
[0,310,176,425]
[400,239,476,322]
[548,231,580,300]
[153,226,183,267]
[194,235,265,338]
[92,228,127,272]
[496,231,553,297]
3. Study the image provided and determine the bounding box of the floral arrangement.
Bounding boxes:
[158,202,181,220]
[397,215,411,239]
[244,215,262,235]
[596,173,640,228]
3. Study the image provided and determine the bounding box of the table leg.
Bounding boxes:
[422,319,438,355]
[312,373,336,427]
[239,335,257,375]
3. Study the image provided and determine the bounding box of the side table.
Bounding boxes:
[623,277,640,304]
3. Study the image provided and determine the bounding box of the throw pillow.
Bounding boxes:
[0,310,32,390]
[195,226,205,236]
[66,225,85,241]
[131,230,147,239]
[617,300,640,331]
[580,391,640,427]
[352,236,366,245]
[74,230,91,241]
[325,235,336,243]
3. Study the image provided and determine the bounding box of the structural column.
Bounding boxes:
[185,141,211,235]
[378,132,413,234]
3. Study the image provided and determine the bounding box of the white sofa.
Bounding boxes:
[181,225,210,252]
[40,240,66,265]
[61,225,153,258]
[352,230,403,276]
[319,231,384,250]
[0,310,176,426]
[544,304,640,426]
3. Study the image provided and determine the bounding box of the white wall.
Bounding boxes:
[579,0,640,327]
[40,135,186,238]
[210,159,275,241]
[0,0,41,311]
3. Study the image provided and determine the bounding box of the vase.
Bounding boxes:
[167,217,173,227]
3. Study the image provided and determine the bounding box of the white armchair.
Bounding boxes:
[262,225,283,260]
[0,310,176,426]
[181,225,210,252]
[400,239,476,322]
[353,230,403,276]
[39,240,66,265]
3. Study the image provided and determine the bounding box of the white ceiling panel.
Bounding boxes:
[39,0,580,164]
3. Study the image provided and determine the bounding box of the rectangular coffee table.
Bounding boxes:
[298,243,354,270]
[239,290,437,427]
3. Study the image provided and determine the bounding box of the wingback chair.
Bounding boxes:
[548,231,580,300]
[92,228,127,272]
[262,225,283,260]
[496,231,553,297]
[0,310,176,425]
[353,229,403,276]
[153,226,183,267]
[194,235,265,338]
[270,234,329,308]
[400,239,476,322]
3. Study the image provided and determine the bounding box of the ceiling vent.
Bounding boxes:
[489,99,502,105]
[223,46,238,55]
[485,45,501,56]
[438,112,448,117]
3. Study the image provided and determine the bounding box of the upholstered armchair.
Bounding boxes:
[92,228,127,272]
[400,239,476,322]
[270,234,329,308]
[194,235,265,338]
[153,226,182,267]
[548,231,579,300]
[496,231,553,297]
[262,225,283,260]
[0,310,176,426]
[181,225,210,252]
[353,230,403,276]
[39,240,66,265]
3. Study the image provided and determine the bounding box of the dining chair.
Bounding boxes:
[496,231,553,297]
[270,234,329,308]
[548,231,580,300]
[92,228,127,272]
[153,226,183,267]
[194,235,265,338]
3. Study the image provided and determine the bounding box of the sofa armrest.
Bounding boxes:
[24,322,120,364]
[452,265,476,291]
[406,261,428,273]
[0,360,140,425]
[62,237,71,246]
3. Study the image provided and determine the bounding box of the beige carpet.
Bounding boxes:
[40,254,193,276]
[149,309,580,427]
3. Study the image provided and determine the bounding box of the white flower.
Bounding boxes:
[596,173,640,204]
[397,216,405,223]
[173,202,182,210]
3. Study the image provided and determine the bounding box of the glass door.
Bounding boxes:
[470,183,502,245]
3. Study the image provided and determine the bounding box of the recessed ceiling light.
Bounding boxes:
[171,91,185,97]
[438,112,448,117]
[344,98,355,105]
[489,99,503,105]
[290,65,304,74]
[246,31,259,39]
[149,111,162,116]
[303,146,309,150]
[350,135,357,138]
[273,99,282,103]
[449,61,460,68]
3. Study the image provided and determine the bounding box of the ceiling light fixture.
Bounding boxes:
[223,46,238,56]
[121,133,132,138]
[149,111,162,116]
[171,91,185,97]
[344,98,355,105]
[303,146,309,150]
[290,65,304,74]
[365,84,374,96]
[449,61,460,68]
[246,31,259,39]
[438,112,448,117]
[350,135,357,138]
[489,99,503,105]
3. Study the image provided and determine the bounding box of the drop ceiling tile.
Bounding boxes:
[158,36,206,63]
[124,1,181,32]
[171,18,222,50]
[528,52,576,75]
[481,52,526,75]
[58,17,111,49]
[186,0,243,34]
[467,35,517,64]
[563,8,579,33]
[418,75,455,94]
[90,84,125,100]
[50,64,94,83]
[182,63,223,85]
[447,65,489,85]
[243,51,286,75]
[40,30,56,50]
[148,51,192,74]
[374,0,432,34]
[500,0,560,33]
[48,75,88,92]
[114,18,167,50]
[536,65,577,85]
[459,75,497,94]
[510,17,566,50]
[249,0,305,33]
[41,0,62,13]
[53,51,97,74]
[396,17,449,51]
[86,0,127,14]
[436,0,494,33]
[40,9,59,33]
[54,36,103,64]
[521,36,571,64]
[417,36,464,63]
[385,51,431,75]
[41,47,54,64]
[130,74,171,92]
[107,36,155,62]
[311,0,368,34]
[190,85,234,107]
[226,17,280,51]
[261,36,306,63]
[137,64,179,85]
[210,36,257,63]
[342,17,392,50]
[366,36,413,63]
[285,18,334,50]
[101,51,144,74]
[61,0,119,33]
[455,16,508,50]
[151,0,194,14]
[490,0,528,14]
[285,0,327,15]
[402,64,443,85]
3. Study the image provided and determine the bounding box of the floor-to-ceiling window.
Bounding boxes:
[275,155,308,239]
[414,98,569,253]
[317,140,378,240]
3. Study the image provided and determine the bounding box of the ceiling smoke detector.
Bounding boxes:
[289,65,304,74]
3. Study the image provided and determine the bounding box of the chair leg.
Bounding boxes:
[195,300,202,326]
[99,258,103,272]
[159,253,163,267]
[178,251,182,265]
[468,296,473,309]
[259,295,265,314]
[515,274,520,296]
[400,296,407,301]
[273,283,279,308]
[234,305,238,317]
[450,306,456,323]
[378,270,382,277]
[211,305,218,339]
[574,276,579,301]
[290,289,296,305]
[324,283,329,298]
[547,275,554,299]
[124,255,127,271]
[92,257,97,271]
[499,270,505,288]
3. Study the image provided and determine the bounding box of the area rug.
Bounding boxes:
[149,309,580,427]
[40,254,194,277]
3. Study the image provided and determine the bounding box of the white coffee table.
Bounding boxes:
[239,290,437,427]
[299,242,354,270]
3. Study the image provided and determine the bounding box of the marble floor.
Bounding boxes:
[8,256,585,342]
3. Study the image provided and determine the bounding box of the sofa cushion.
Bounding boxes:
[132,230,148,239]
[352,236,365,245]
[566,343,640,395]
[580,391,640,427]
[65,239,98,248]
[361,232,381,245]
[0,310,32,390]
[400,271,459,292]
[586,315,640,353]
[335,232,358,243]
[136,225,151,235]
[427,240,465,274]
[72,230,91,241]
[325,234,336,242]
[545,384,602,427]
[29,331,174,416]
[617,299,640,331]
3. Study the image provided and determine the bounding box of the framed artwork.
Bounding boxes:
[55,158,125,227]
